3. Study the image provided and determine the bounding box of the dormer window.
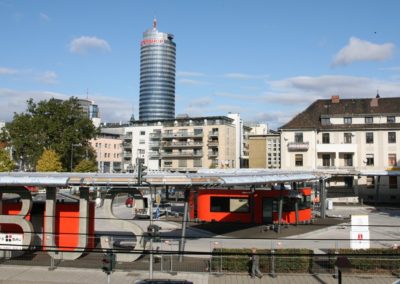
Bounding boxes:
[321,118,330,125]
[387,116,395,123]
[365,117,373,124]
[344,117,352,124]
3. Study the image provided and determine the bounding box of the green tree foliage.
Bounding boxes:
[4,97,98,171]
[36,149,63,172]
[0,148,14,172]
[74,159,98,172]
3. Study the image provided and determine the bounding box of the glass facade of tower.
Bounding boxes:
[139,25,176,120]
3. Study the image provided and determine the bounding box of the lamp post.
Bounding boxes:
[70,143,81,172]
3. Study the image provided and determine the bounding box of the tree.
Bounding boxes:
[4,97,98,171]
[74,159,98,172]
[36,149,63,172]
[0,148,14,172]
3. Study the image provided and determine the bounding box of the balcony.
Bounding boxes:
[208,151,219,158]
[149,141,161,148]
[122,142,132,148]
[162,132,204,138]
[287,142,309,151]
[122,134,132,140]
[149,151,161,159]
[208,131,219,137]
[122,152,132,159]
[208,140,219,147]
[162,141,203,148]
[149,132,162,139]
[162,151,203,158]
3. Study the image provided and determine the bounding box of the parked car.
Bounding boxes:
[125,196,134,208]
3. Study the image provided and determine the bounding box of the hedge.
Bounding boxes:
[327,248,400,272]
[210,248,313,273]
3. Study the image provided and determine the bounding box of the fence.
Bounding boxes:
[1,248,399,277]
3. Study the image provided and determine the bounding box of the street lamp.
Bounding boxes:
[70,143,81,172]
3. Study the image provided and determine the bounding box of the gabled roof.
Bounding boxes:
[279,97,400,130]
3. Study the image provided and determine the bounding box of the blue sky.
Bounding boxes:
[1,0,400,129]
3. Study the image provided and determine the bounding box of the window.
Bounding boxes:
[344,133,352,144]
[139,139,145,144]
[389,176,398,189]
[210,197,249,213]
[366,132,374,144]
[365,117,373,124]
[193,159,202,167]
[294,132,303,143]
[295,154,303,167]
[388,154,397,167]
[194,128,203,135]
[321,117,331,125]
[322,154,331,167]
[178,159,187,167]
[163,161,172,168]
[388,132,396,143]
[322,133,330,144]
[387,116,396,123]
[344,117,352,124]
[344,154,353,167]
[140,131,145,135]
[366,154,374,166]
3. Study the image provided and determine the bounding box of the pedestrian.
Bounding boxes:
[250,248,263,278]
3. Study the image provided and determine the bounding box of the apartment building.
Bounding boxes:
[279,95,400,196]
[248,131,281,169]
[121,115,240,172]
[90,129,123,173]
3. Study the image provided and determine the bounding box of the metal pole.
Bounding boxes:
[277,189,283,233]
[179,189,189,262]
[107,273,111,284]
[149,186,154,279]
[320,179,326,219]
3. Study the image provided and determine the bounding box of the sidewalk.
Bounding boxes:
[0,265,398,284]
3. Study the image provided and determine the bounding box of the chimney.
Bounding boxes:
[331,95,340,104]
[370,98,379,107]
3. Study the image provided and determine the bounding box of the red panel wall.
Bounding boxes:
[192,188,312,224]
[1,203,31,233]
[43,202,95,251]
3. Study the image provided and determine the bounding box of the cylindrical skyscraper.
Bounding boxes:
[139,19,176,120]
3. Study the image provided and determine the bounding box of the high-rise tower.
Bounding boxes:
[139,19,176,120]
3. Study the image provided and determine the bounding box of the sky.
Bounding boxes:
[1,0,400,129]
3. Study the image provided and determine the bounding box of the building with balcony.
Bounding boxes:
[279,95,400,193]
[121,115,242,172]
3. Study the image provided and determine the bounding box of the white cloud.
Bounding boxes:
[333,37,395,66]
[188,97,213,108]
[178,79,206,85]
[0,88,132,123]
[35,71,58,84]
[224,73,269,80]
[39,12,50,21]
[177,71,206,77]
[69,36,111,54]
[0,67,17,75]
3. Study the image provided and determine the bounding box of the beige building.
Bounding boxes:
[90,132,123,173]
[119,116,238,172]
[249,131,281,169]
[279,95,400,201]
